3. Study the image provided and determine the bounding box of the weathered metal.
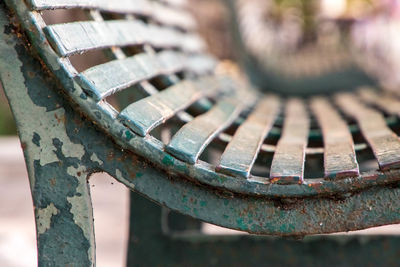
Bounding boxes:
[310,97,359,179]
[44,20,204,57]
[217,95,280,178]
[128,192,400,267]
[166,95,250,164]
[270,99,309,184]
[119,76,224,137]
[29,0,196,30]
[336,93,400,170]
[4,0,400,200]
[1,0,400,265]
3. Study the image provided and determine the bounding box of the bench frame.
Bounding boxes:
[1,1,400,265]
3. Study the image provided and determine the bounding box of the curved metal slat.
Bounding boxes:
[118,76,225,136]
[335,93,400,170]
[29,0,196,30]
[310,97,359,179]
[217,95,280,178]
[77,51,215,101]
[270,99,309,184]
[358,88,400,116]
[166,95,249,164]
[44,20,205,57]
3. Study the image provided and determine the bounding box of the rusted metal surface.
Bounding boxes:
[310,97,359,179]
[4,0,400,199]
[2,0,399,246]
[119,76,224,136]
[0,10,95,264]
[358,87,400,116]
[270,99,309,184]
[166,96,247,164]
[29,0,197,31]
[44,20,204,57]
[77,51,215,101]
[336,93,400,170]
[217,95,280,178]
[4,17,400,245]
[128,192,400,267]
[2,2,400,266]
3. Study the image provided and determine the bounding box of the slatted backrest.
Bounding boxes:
[16,0,400,194]
[29,0,217,101]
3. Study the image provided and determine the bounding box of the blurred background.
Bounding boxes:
[1,0,400,266]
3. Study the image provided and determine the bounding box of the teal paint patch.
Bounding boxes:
[79,93,87,100]
[200,200,207,207]
[125,130,133,141]
[32,132,41,147]
[279,223,296,233]
[236,217,246,230]
[162,154,175,166]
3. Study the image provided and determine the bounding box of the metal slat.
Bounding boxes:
[29,0,196,30]
[217,96,280,178]
[270,99,309,184]
[166,97,248,164]
[185,54,217,75]
[335,93,400,170]
[77,52,159,101]
[358,88,400,116]
[44,20,205,57]
[152,3,195,30]
[118,76,223,136]
[77,51,215,101]
[310,97,359,179]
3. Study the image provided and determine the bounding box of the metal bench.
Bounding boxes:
[1,0,400,266]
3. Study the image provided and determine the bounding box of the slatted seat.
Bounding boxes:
[1,0,400,266]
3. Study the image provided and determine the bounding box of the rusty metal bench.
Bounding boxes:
[1,0,400,266]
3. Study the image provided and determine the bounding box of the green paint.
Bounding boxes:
[236,217,246,230]
[125,130,133,141]
[162,154,175,167]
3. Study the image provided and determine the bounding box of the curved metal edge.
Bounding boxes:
[5,0,400,199]
[2,9,400,236]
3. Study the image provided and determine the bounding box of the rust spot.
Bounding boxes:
[364,173,379,181]
[107,151,115,161]
[270,177,280,183]
[54,113,65,124]
[50,178,56,187]
[77,171,81,177]
[308,182,325,193]
[27,71,35,78]
[21,142,27,150]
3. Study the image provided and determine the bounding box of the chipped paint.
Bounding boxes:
[31,108,85,167]
[66,165,92,241]
[37,203,58,235]
[2,1,400,266]
[90,152,103,165]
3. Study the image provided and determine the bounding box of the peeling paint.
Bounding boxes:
[115,168,135,189]
[66,165,92,241]
[66,165,94,264]
[31,108,85,167]
[90,152,103,165]
[37,203,59,235]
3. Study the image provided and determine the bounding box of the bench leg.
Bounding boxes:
[127,192,400,267]
[31,160,95,266]
[0,9,96,265]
